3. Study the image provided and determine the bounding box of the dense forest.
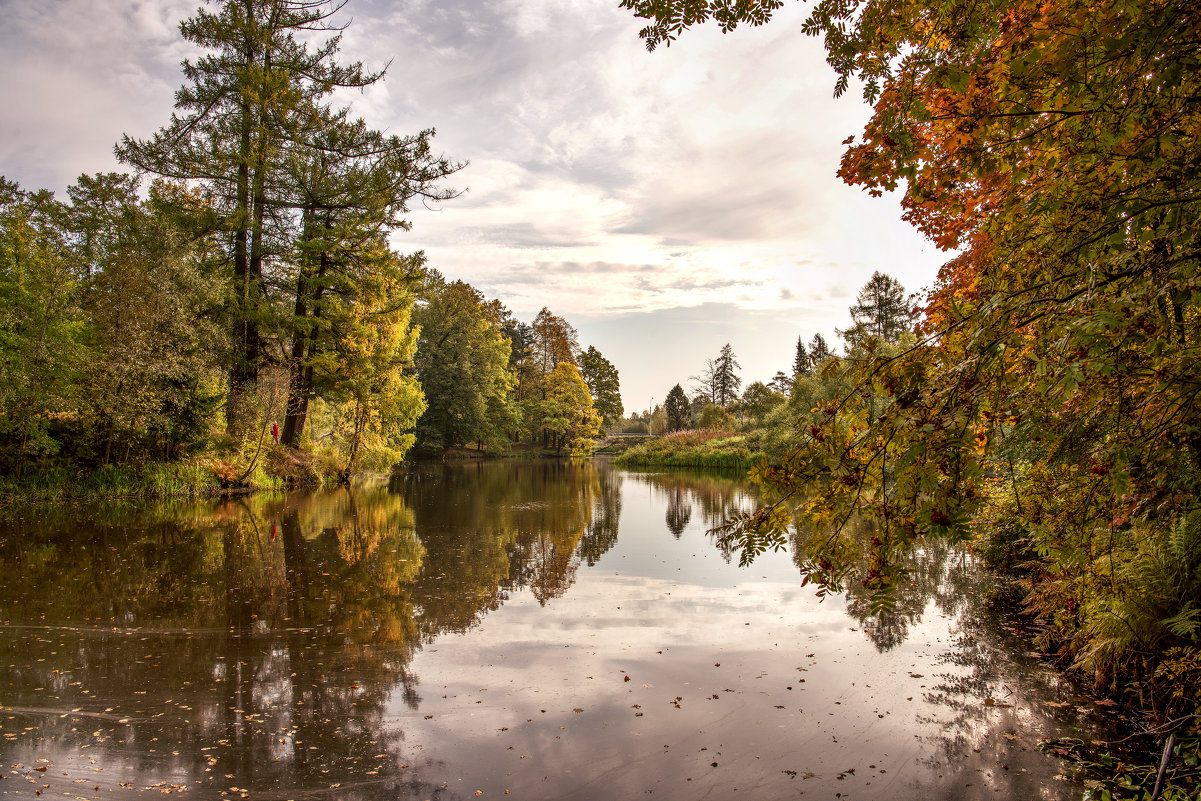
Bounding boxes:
[0,0,619,492]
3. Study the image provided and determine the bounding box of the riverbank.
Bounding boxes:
[0,442,594,504]
[612,429,765,470]
[0,447,344,504]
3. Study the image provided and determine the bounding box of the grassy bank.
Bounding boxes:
[613,429,764,470]
[0,447,349,504]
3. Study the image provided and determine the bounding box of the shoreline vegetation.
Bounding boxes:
[611,429,762,470]
[0,443,597,505]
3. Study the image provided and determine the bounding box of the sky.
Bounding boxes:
[0,0,945,414]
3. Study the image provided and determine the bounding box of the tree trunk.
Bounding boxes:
[281,212,327,447]
[227,95,256,438]
[281,210,314,448]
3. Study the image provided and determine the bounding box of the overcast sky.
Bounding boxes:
[0,0,943,413]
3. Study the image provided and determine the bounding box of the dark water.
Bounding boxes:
[0,461,1116,800]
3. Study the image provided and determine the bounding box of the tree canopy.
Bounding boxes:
[117,0,458,439]
[578,346,624,430]
[625,0,1201,720]
[412,273,514,452]
[838,271,914,349]
[665,384,690,432]
[791,336,810,378]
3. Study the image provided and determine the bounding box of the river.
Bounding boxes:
[0,460,1116,800]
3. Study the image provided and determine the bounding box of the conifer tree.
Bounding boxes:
[713,343,741,407]
[839,271,913,348]
[792,336,810,377]
[808,334,830,367]
[578,346,623,430]
[665,384,690,432]
[769,371,793,395]
[117,0,383,434]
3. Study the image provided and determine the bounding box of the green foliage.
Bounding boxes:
[578,345,624,430]
[1075,513,1201,708]
[734,381,785,426]
[807,333,830,366]
[621,419,652,435]
[792,336,810,378]
[1040,731,1201,801]
[837,271,915,350]
[317,249,426,473]
[117,0,379,423]
[413,274,516,453]
[696,402,735,430]
[79,177,227,463]
[619,0,784,51]
[539,362,602,455]
[0,178,86,467]
[665,383,690,432]
[691,343,741,408]
[768,370,793,394]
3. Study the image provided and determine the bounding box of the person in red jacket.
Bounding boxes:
[271,422,280,445]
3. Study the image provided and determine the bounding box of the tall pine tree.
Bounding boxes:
[117,0,382,435]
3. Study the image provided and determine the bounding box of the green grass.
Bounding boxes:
[613,429,764,470]
[0,462,216,504]
[0,451,299,504]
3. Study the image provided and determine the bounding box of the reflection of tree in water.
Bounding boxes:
[0,465,771,799]
[393,460,601,611]
[843,537,974,652]
[788,514,1111,795]
[625,468,756,556]
[902,557,1112,798]
[786,506,979,653]
[503,462,592,605]
[665,487,692,538]
[0,486,457,798]
[579,463,623,564]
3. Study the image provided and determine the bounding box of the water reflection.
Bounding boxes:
[0,462,1111,800]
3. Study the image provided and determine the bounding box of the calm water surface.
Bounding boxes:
[0,461,1116,800]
